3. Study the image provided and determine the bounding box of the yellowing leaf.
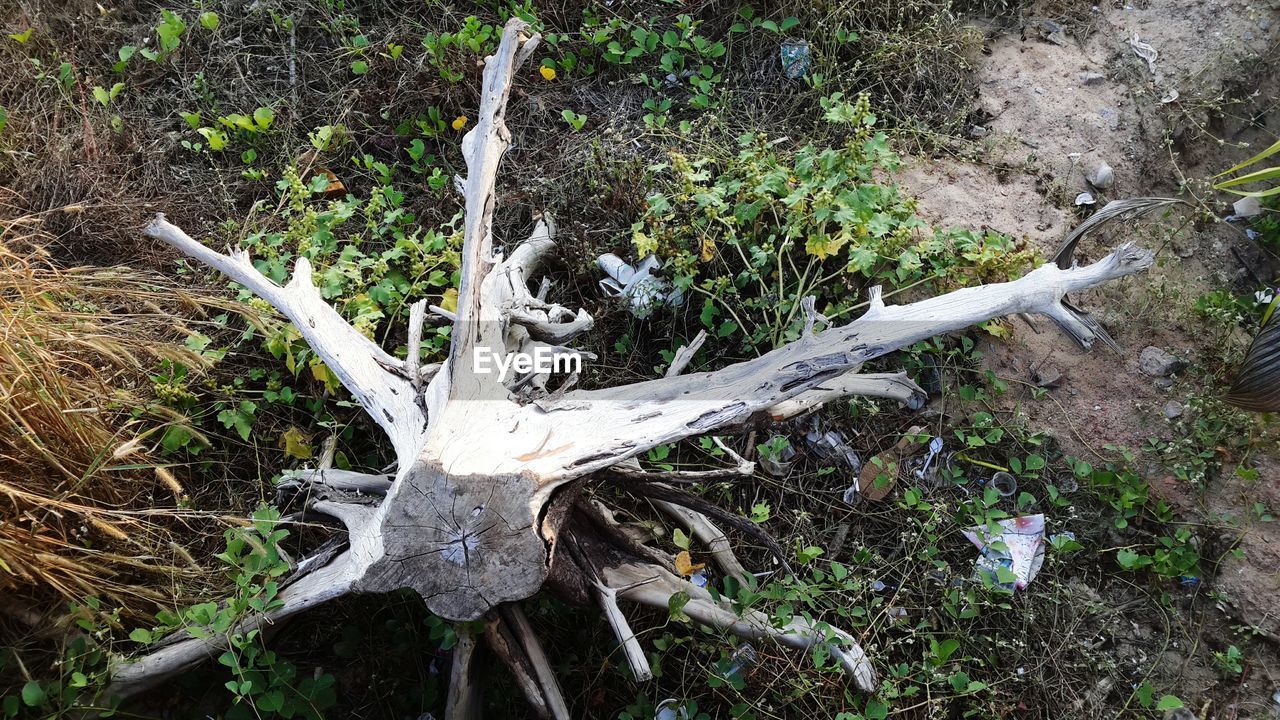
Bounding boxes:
[309,358,340,392]
[699,236,716,262]
[279,426,313,459]
[674,550,705,577]
[805,234,845,260]
[451,115,468,131]
[440,288,459,313]
[539,65,557,81]
[980,319,1011,338]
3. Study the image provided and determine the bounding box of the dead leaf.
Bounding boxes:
[317,168,346,198]
[674,550,705,577]
[858,425,926,502]
[280,426,313,460]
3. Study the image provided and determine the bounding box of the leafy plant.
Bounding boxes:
[129,506,337,719]
[1212,137,1280,198]
[141,9,186,61]
[634,93,1034,351]
[91,83,124,106]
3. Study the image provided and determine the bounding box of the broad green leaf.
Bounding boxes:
[253,106,274,131]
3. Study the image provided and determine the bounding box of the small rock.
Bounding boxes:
[1034,365,1063,388]
[1163,401,1183,419]
[1079,71,1106,85]
[1139,346,1187,377]
[977,96,1005,120]
[1099,106,1120,130]
[968,124,990,138]
[1154,377,1174,389]
[1163,709,1196,720]
[1088,162,1115,189]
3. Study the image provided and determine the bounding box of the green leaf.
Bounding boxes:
[256,690,284,712]
[1155,695,1184,710]
[198,11,220,31]
[929,637,960,666]
[197,126,227,151]
[0,105,7,135]
[20,682,45,708]
[129,627,154,644]
[252,106,274,131]
[1116,548,1151,570]
[93,86,111,106]
[351,60,369,75]
[667,590,691,622]
[9,28,33,43]
[672,527,690,550]
[1213,137,1280,178]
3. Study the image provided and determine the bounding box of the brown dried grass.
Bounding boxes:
[0,198,238,625]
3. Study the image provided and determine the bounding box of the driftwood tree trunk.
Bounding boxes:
[114,18,1159,717]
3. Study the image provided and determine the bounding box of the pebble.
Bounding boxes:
[1079,71,1106,85]
[1164,401,1183,419]
[1099,106,1120,130]
[1154,377,1174,389]
[1088,162,1115,189]
[1139,346,1187,377]
[1034,365,1063,388]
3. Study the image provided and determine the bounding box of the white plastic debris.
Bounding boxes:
[655,699,690,720]
[1233,196,1262,218]
[597,253,684,318]
[1088,162,1115,189]
[913,436,945,481]
[841,482,861,505]
[723,644,759,678]
[962,514,1046,590]
[1075,192,1096,206]
[1129,33,1158,74]
[1160,88,1180,104]
[757,436,797,477]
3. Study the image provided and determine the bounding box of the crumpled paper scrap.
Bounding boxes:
[962,514,1046,590]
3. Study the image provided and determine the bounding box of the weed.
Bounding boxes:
[635,93,1033,351]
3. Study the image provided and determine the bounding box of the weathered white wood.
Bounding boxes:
[654,500,751,586]
[665,330,708,378]
[592,581,653,681]
[446,628,480,720]
[277,468,393,496]
[439,19,541,405]
[604,560,876,692]
[109,549,365,697]
[767,370,927,421]
[518,244,1153,480]
[125,13,1167,710]
[504,605,570,720]
[143,215,426,466]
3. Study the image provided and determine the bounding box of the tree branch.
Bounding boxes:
[144,215,426,466]
[522,243,1152,478]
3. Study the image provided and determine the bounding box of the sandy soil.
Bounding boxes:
[900,0,1280,701]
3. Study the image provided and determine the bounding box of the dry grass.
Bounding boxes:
[0,196,240,629]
